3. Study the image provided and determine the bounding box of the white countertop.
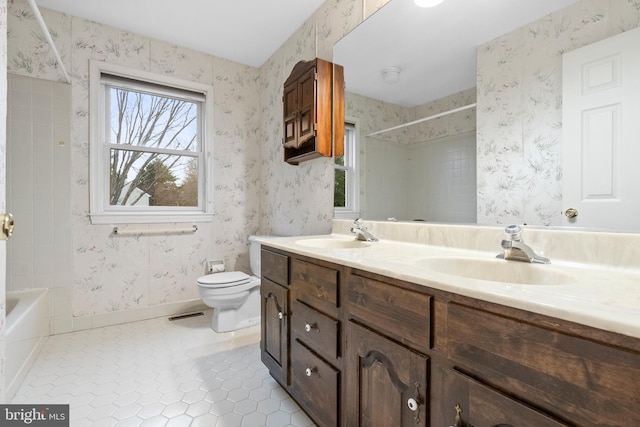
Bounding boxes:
[258,232,640,340]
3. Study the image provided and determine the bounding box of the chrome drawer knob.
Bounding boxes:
[407,398,419,412]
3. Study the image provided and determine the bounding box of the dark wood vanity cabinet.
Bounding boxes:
[438,369,570,427]
[260,246,640,427]
[260,249,290,387]
[282,58,344,165]
[346,322,429,427]
[289,258,342,426]
[260,247,344,426]
[440,301,640,427]
[344,271,432,427]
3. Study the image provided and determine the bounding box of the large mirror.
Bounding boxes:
[334,0,610,226]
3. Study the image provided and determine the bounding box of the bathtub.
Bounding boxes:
[6,289,49,400]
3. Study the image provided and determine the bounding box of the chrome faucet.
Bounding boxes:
[350,218,378,242]
[497,224,550,264]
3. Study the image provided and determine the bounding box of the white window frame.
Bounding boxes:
[334,118,360,219]
[89,61,214,224]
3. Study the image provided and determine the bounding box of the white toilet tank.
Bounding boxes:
[248,235,263,277]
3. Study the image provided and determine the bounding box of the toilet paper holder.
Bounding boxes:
[206,259,225,274]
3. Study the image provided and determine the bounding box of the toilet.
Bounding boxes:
[196,235,263,332]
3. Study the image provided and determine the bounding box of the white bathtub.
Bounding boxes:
[6,289,49,400]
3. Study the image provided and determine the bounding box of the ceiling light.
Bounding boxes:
[382,66,401,84]
[414,0,446,7]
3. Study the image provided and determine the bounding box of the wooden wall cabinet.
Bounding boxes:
[282,58,344,165]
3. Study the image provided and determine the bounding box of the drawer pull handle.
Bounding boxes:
[305,367,316,377]
[277,311,284,320]
[407,398,419,412]
[304,322,317,332]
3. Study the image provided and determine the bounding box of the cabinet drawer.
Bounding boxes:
[451,371,568,427]
[292,299,339,360]
[291,259,339,316]
[448,302,640,425]
[261,249,288,287]
[347,274,431,354]
[291,339,339,427]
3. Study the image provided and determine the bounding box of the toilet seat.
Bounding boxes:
[197,271,251,288]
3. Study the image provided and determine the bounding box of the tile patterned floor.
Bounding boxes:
[12,310,315,427]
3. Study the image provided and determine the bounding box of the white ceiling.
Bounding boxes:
[334,0,580,107]
[34,0,325,68]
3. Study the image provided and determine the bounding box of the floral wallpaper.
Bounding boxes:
[6,0,366,325]
[12,0,638,332]
[7,0,261,320]
[258,0,363,237]
[476,0,640,226]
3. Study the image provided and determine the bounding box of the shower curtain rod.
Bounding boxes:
[26,0,72,83]
[366,102,477,137]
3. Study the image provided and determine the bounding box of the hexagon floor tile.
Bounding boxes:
[11,310,316,427]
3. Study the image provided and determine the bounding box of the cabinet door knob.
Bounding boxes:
[305,367,316,377]
[304,322,316,332]
[277,311,284,320]
[407,398,419,412]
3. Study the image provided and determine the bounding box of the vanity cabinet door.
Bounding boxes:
[261,278,289,386]
[346,321,428,427]
[440,370,570,427]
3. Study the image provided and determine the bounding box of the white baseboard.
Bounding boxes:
[50,299,209,335]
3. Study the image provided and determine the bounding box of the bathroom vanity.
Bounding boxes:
[259,224,640,427]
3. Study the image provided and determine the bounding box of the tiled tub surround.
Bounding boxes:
[259,219,640,340]
[346,88,477,222]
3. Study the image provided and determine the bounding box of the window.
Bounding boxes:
[334,121,359,218]
[89,61,214,224]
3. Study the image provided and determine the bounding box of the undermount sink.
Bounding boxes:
[415,256,575,285]
[295,238,371,249]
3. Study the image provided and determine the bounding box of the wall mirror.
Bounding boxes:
[333,0,580,224]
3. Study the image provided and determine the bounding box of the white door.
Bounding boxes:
[562,27,640,231]
[0,15,7,401]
